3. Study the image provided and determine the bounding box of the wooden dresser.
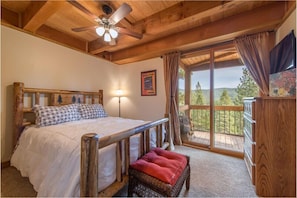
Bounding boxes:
[243,97,296,197]
[243,98,256,185]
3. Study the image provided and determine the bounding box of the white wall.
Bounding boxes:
[119,58,166,121]
[1,25,166,162]
[276,9,296,43]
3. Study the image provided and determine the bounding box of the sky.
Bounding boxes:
[179,66,245,90]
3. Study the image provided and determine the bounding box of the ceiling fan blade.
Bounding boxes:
[118,27,143,39]
[67,0,100,22]
[72,26,98,32]
[109,3,132,25]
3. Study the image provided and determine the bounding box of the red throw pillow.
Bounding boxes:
[130,148,187,185]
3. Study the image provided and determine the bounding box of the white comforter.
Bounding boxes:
[11,117,158,197]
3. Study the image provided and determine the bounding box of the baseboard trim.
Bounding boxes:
[1,161,11,169]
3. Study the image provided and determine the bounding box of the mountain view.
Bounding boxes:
[179,68,259,106]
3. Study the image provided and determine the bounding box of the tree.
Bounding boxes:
[234,68,259,105]
[218,90,233,106]
[215,90,233,134]
[194,81,205,105]
[179,91,185,106]
[191,81,209,131]
[178,68,185,105]
[230,67,259,134]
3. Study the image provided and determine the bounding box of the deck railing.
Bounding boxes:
[186,105,244,136]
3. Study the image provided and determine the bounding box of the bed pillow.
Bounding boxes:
[34,104,81,127]
[79,104,108,119]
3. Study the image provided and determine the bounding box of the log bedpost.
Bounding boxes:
[13,82,24,149]
[145,129,150,152]
[125,138,130,175]
[81,133,99,197]
[116,141,122,182]
[98,90,103,105]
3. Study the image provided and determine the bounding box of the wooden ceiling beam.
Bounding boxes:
[88,38,110,54]
[22,1,64,33]
[136,1,231,35]
[1,6,20,27]
[36,25,87,52]
[110,2,285,65]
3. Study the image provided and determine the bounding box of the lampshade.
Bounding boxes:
[96,26,105,36]
[104,32,111,42]
[109,28,118,39]
[116,89,123,96]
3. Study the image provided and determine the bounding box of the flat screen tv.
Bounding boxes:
[270,30,296,74]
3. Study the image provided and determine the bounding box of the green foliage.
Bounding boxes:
[190,82,209,129]
[218,90,234,106]
[215,90,233,133]
[179,68,185,105]
[234,68,259,105]
[191,81,205,105]
[178,68,185,80]
[179,91,185,105]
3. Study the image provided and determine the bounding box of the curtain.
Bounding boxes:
[234,32,275,96]
[163,51,182,150]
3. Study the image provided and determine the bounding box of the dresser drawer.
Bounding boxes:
[243,115,255,141]
[244,151,255,185]
[243,131,255,163]
[243,99,255,119]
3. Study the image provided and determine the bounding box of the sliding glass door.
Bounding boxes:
[180,50,211,148]
[213,46,245,152]
[179,43,257,156]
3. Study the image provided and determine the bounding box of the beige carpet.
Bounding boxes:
[1,146,257,197]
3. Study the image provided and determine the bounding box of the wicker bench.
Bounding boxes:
[128,148,190,197]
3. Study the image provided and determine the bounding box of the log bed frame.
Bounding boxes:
[13,82,170,197]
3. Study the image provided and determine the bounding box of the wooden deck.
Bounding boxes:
[183,131,244,152]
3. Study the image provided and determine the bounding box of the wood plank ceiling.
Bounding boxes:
[1,1,295,65]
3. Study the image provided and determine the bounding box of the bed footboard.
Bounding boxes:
[81,118,169,197]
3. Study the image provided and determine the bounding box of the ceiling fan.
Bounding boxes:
[67,0,143,44]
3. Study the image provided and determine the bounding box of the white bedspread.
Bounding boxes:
[11,117,158,197]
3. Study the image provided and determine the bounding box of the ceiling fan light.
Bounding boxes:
[104,32,111,42]
[96,26,105,36]
[109,28,118,39]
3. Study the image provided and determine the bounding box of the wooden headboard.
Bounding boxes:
[13,82,103,147]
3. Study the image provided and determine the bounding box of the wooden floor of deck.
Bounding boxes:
[183,131,244,152]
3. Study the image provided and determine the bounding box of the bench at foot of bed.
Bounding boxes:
[128,148,190,197]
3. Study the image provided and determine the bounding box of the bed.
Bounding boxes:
[10,82,169,197]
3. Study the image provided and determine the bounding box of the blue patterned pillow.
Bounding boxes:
[63,104,81,121]
[79,104,108,119]
[34,104,81,127]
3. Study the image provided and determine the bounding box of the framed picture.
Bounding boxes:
[141,70,157,96]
